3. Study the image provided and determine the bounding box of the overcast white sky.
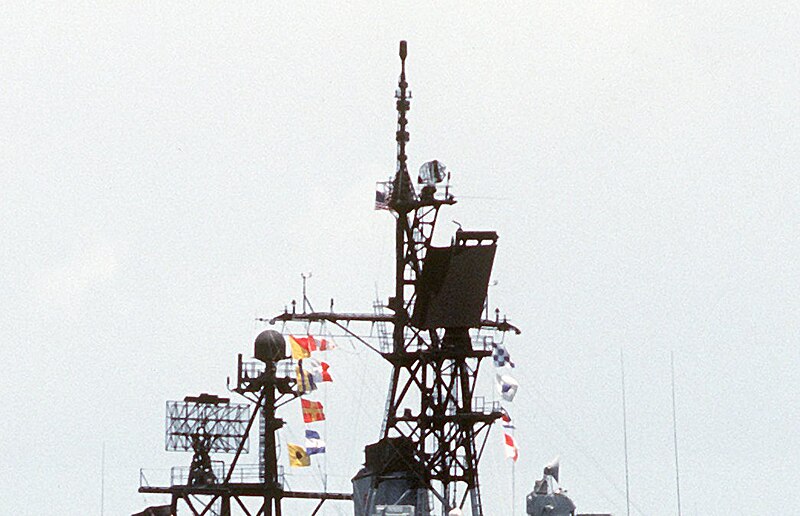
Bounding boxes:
[2,3,799,515]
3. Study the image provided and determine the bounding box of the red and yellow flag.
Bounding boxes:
[289,335,311,359]
[301,398,325,423]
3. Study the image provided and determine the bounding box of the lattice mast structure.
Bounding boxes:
[383,40,520,516]
[138,332,352,516]
[270,41,520,516]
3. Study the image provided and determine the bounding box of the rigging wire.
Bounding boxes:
[671,351,682,516]
[527,381,647,516]
[621,349,631,516]
[267,320,387,497]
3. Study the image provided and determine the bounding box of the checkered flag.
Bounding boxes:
[492,341,515,368]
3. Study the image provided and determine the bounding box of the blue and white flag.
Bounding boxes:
[496,374,519,402]
[305,429,326,455]
[492,341,515,368]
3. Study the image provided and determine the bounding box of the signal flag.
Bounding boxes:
[305,429,326,455]
[301,398,325,423]
[290,335,336,359]
[503,432,519,462]
[303,358,333,383]
[290,336,311,359]
[288,443,310,467]
[295,362,317,394]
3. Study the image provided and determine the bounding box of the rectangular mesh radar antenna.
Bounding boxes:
[165,394,250,453]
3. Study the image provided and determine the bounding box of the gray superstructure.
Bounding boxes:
[526,460,611,516]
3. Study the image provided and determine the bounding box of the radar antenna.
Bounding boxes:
[165,393,250,487]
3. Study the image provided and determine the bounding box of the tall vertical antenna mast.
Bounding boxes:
[394,40,410,204]
[391,40,413,355]
[621,349,631,516]
[100,442,105,516]
[671,351,683,516]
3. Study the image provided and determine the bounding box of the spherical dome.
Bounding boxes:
[254,330,287,363]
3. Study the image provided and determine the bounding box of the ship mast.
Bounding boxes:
[269,41,519,516]
[392,39,412,355]
[377,41,521,515]
[135,41,519,516]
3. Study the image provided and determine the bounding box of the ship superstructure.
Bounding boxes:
[135,41,523,516]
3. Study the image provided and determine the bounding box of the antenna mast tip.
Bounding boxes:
[399,40,407,59]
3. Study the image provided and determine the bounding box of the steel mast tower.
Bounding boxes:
[271,41,519,516]
[380,40,518,515]
[137,331,352,516]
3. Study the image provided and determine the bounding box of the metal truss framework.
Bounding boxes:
[140,356,352,516]
[268,42,520,516]
[166,399,251,454]
[140,41,520,516]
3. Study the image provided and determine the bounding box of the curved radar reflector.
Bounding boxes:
[418,160,447,186]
